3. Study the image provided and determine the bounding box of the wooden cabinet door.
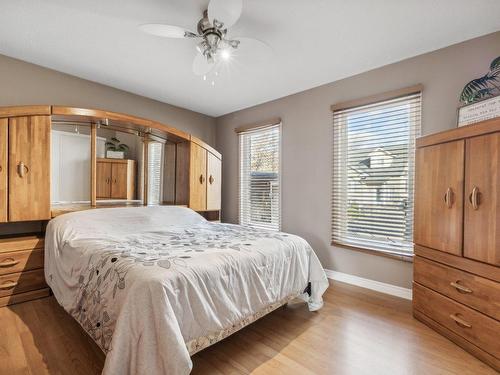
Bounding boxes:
[96,161,111,198]
[189,142,207,211]
[9,116,51,221]
[464,133,500,266]
[111,163,128,199]
[0,119,7,223]
[206,152,221,210]
[414,140,464,255]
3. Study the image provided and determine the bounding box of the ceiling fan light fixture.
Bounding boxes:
[220,48,232,61]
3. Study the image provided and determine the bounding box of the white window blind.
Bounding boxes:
[147,141,164,205]
[332,92,421,256]
[239,124,281,231]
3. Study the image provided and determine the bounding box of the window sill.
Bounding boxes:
[331,241,414,263]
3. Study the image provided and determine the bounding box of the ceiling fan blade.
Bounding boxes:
[192,53,215,76]
[232,37,272,63]
[139,24,196,39]
[208,0,243,29]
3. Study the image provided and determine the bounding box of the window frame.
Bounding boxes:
[237,121,282,231]
[331,86,422,261]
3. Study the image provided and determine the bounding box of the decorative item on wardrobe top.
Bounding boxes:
[0,105,222,221]
[458,56,500,127]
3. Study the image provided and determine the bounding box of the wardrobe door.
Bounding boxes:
[9,116,51,221]
[96,161,111,198]
[189,142,207,211]
[111,163,128,199]
[464,133,500,266]
[206,152,221,211]
[0,119,7,222]
[414,140,464,255]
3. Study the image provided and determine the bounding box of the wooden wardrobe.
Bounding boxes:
[413,117,500,371]
[96,158,136,200]
[175,136,222,216]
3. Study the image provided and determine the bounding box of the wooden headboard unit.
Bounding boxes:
[0,105,222,222]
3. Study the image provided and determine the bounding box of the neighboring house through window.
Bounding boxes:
[332,88,422,256]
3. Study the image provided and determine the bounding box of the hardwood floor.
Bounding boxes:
[0,281,496,375]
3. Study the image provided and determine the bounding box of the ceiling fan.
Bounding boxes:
[139,0,271,77]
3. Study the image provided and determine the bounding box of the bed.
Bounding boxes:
[45,206,328,375]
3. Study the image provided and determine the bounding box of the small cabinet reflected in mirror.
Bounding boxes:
[96,127,142,205]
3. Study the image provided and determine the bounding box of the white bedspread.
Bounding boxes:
[45,206,328,375]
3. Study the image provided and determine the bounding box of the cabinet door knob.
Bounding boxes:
[17,162,29,177]
[469,186,480,210]
[443,187,453,208]
[209,175,214,185]
[199,174,205,184]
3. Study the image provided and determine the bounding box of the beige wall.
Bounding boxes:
[215,31,500,289]
[0,54,216,145]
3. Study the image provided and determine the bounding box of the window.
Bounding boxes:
[239,123,281,230]
[147,141,164,205]
[332,90,421,256]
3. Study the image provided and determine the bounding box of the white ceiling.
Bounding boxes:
[0,0,499,117]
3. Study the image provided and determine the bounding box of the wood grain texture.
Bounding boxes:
[414,245,500,283]
[163,141,177,204]
[51,106,190,142]
[191,136,222,160]
[414,309,500,372]
[206,151,221,211]
[0,249,43,276]
[8,116,51,221]
[0,118,7,222]
[414,140,464,255]
[175,142,190,206]
[0,235,44,254]
[414,256,500,320]
[0,281,497,375]
[413,283,500,362]
[0,288,50,308]
[96,161,111,198]
[189,141,207,211]
[0,269,46,298]
[417,117,500,148]
[0,106,51,119]
[90,124,97,207]
[464,133,500,266]
[110,163,128,199]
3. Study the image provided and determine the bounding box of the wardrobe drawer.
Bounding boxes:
[0,249,44,276]
[413,283,500,359]
[0,269,46,298]
[414,256,500,320]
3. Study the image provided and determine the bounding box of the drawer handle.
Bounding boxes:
[450,281,472,294]
[449,314,472,328]
[0,258,20,267]
[0,281,18,289]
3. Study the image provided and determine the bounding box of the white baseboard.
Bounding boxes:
[324,269,412,300]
